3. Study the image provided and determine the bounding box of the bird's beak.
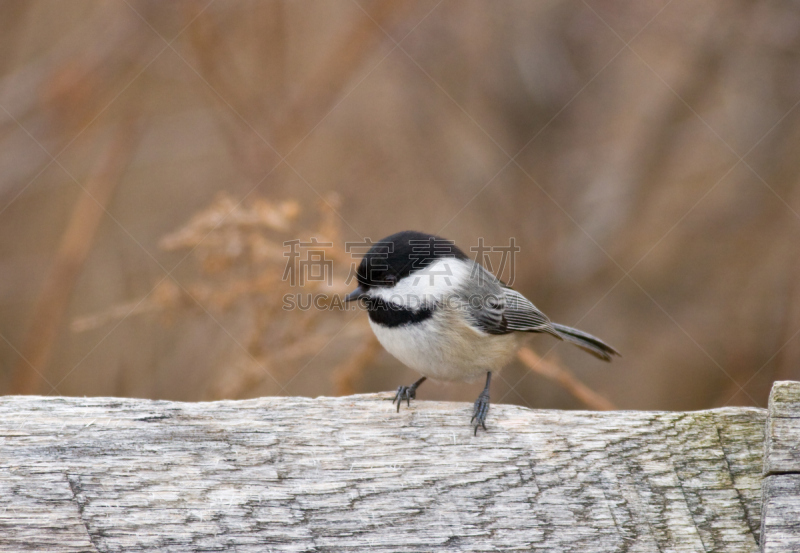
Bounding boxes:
[344,286,367,304]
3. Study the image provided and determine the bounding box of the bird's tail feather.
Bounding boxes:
[550,323,620,362]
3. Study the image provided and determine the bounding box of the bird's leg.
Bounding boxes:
[471,371,492,435]
[390,377,427,412]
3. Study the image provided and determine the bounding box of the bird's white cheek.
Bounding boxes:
[368,258,472,307]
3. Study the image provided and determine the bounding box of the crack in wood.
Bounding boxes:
[66,474,100,553]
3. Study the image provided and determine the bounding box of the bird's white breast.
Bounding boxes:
[369,305,518,383]
[365,257,518,381]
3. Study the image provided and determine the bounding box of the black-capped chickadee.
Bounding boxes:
[345,230,619,435]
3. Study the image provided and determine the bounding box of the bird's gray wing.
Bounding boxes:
[456,262,509,335]
[502,288,557,334]
[458,262,559,336]
[461,265,617,359]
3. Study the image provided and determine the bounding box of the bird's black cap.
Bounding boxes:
[354,230,468,289]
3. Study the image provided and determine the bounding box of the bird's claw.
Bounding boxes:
[471,391,490,435]
[391,385,417,412]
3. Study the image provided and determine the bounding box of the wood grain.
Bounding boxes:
[0,394,772,552]
[760,381,800,553]
[763,380,800,475]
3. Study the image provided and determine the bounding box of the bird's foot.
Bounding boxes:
[388,377,427,412]
[391,385,417,412]
[471,391,490,435]
[471,372,493,436]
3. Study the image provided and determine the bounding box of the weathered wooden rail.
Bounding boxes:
[0,382,797,552]
[761,381,800,552]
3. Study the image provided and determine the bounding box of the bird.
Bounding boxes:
[344,230,619,435]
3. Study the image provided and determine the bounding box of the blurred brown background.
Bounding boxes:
[2,0,800,412]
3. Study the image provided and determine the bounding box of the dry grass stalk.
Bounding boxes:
[71,192,371,399]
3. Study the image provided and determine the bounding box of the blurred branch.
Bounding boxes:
[184,0,418,154]
[11,121,140,394]
[274,0,417,149]
[70,280,182,334]
[517,346,617,411]
[0,5,143,134]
